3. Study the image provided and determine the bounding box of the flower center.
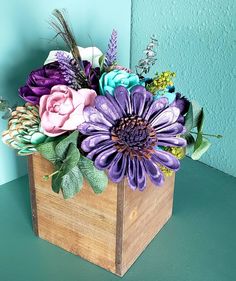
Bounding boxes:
[111,115,157,159]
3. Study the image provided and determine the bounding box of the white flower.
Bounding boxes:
[44,46,103,68]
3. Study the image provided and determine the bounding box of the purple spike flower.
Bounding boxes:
[56,51,100,92]
[104,29,117,67]
[79,85,187,191]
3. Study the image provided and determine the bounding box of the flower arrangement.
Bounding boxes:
[1,10,221,198]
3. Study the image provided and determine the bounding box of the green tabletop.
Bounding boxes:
[0,158,235,281]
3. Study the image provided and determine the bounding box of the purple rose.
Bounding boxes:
[19,62,67,104]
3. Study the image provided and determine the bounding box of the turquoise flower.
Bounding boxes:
[99,69,140,95]
[154,90,176,104]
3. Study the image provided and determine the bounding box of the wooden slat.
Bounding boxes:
[29,153,118,273]
[120,174,175,276]
[28,155,39,236]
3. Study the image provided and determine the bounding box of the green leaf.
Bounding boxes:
[183,133,195,154]
[197,108,204,132]
[78,156,108,194]
[191,137,211,160]
[99,54,105,69]
[36,140,59,163]
[194,132,203,151]
[185,101,203,132]
[52,171,63,193]
[60,143,80,176]
[61,166,83,199]
[55,131,79,159]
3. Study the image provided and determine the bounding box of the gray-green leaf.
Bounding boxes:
[61,166,83,199]
[78,156,108,194]
[60,143,80,176]
[191,137,211,160]
[183,133,195,154]
[197,108,204,133]
[55,131,79,159]
[185,101,203,132]
[52,171,63,193]
[36,140,59,163]
[99,54,105,69]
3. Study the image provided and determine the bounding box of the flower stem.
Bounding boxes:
[190,131,223,139]
[43,170,59,181]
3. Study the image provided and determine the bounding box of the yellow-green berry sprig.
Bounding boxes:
[164,146,185,160]
[147,71,176,94]
[158,164,174,177]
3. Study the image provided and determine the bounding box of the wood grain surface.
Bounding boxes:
[28,153,175,276]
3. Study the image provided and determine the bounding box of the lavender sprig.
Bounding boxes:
[104,29,117,67]
[56,51,86,90]
[136,35,158,77]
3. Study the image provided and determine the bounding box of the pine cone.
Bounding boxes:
[2,103,47,155]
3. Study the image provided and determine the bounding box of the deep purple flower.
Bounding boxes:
[171,93,190,115]
[79,85,187,191]
[171,93,190,124]
[19,62,67,104]
[83,60,101,93]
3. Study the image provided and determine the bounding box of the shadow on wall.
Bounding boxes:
[0,40,64,185]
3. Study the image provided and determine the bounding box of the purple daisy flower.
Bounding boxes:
[79,85,186,191]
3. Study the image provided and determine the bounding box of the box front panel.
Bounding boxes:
[121,175,175,275]
[29,154,118,273]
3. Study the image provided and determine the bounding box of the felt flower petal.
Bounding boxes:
[151,107,180,129]
[143,159,164,186]
[157,136,187,147]
[144,98,168,121]
[81,134,111,152]
[79,122,110,135]
[83,106,113,127]
[156,122,185,136]
[108,153,127,182]
[95,96,121,124]
[153,150,180,171]
[114,86,132,115]
[94,146,118,169]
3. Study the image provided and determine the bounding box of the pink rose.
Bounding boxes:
[39,85,97,137]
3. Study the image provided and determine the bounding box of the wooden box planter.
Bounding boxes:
[28,153,175,276]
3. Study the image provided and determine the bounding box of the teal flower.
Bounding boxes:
[154,90,176,104]
[99,69,140,95]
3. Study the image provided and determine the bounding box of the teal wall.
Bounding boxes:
[131,0,236,177]
[0,0,131,185]
[1,0,235,184]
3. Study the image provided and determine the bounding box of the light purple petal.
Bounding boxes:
[83,106,113,127]
[127,157,137,190]
[81,134,111,152]
[143,159,164,186]
[127,157,147,191]
[114,86,132,115]
[151,107,180,129]
[130,85,153,117]
[108,153,127,182]
[95,96,120,124]
[94,146,118,169]
[157,136,187,147]
[78,122,110,136]
[136,159,146,191]
[156,122,185,136]
[153,150,180,171]
[144,98,168,122]
[105,92,123,118]
[86,141,114,160]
